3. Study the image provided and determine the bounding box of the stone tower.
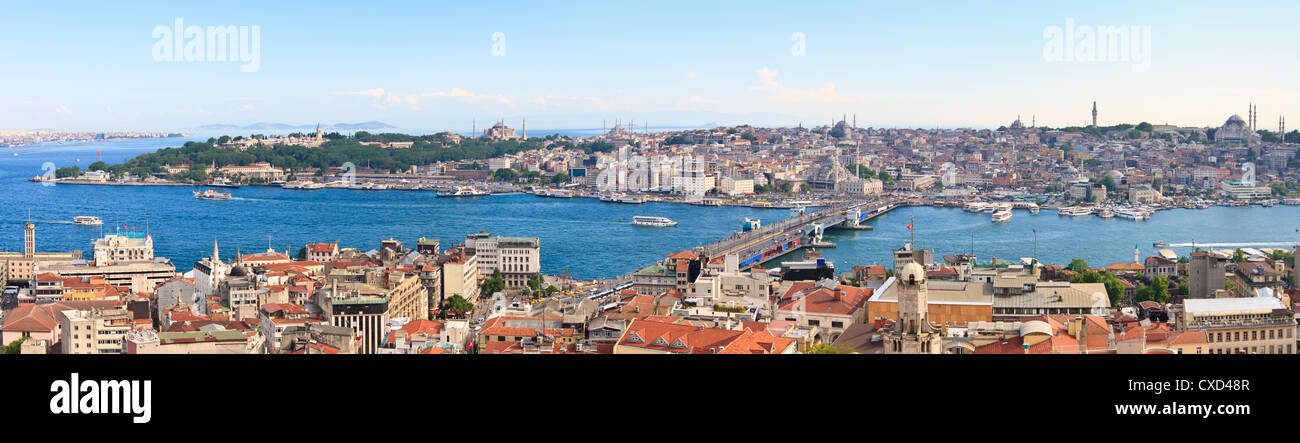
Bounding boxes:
[883,262,943,354]
[23,220,34,258]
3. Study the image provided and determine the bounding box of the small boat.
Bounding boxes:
[1096,208,1114,218]
[1153,241,1170,248]
[73,216,103,226]
[194,189,232,200]
[992,209,1012,223]
[632,216,677,227]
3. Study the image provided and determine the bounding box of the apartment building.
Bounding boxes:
[466,233,540,290]
[60,307,132,354]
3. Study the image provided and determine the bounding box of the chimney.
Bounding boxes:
[1076,316,1088,354]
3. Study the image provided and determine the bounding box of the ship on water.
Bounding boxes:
[438,186,491,197]
[207,177,240,188]
[631,216,677,227]
[72,216,103,226]
[194,189,232,200]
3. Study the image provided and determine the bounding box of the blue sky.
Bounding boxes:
[2,0,1297,131]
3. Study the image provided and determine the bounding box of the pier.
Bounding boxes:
[699,197,899,269]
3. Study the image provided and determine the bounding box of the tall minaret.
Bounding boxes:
[315,122,322,140]
[1091,101,1098,127]
[521,118,526,139]
[212,238,220,262]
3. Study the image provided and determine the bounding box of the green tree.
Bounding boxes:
[441,294,474,318]
[481,269,505,295]
[2,337,29,354]
[493,168,519,182]
[1067,258,1091,273]
[1231,248,1245,263]
[55,166,81,178]
[296,246,307,260]
[88,161,110,171]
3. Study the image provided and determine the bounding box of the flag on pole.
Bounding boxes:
[906,222,913,230]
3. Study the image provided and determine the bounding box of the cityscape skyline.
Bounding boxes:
[2,0,1297,132]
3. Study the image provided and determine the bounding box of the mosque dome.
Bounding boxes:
[1105,170,1124,180]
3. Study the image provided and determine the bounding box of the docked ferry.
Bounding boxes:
[535,188,574,198]
[991,209,1012,223]
[600,194,646,204]
[72,216,103,226]
[282,180,325,190]
[208,177,240,188]
[194,189,233,200]
[632,216,677,227]
[1057,206,1092,216]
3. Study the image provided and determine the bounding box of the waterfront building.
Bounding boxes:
[465,232,540,290]
[717,176,754,196]
[689,256,769,311]
[1219,179,1270,200]
[1143,256,1177,280]
[1189,250,1229,299]
[1180,296,1295,354]
[839,177,883,195]
[60,307,131,354]
[881,262,943,354]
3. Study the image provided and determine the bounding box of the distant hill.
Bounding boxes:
[197,121,396,131]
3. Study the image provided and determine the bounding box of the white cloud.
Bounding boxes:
[54,105,72,115]
[751,67,852,104]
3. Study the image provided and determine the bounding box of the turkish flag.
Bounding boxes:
[906,223,913,230]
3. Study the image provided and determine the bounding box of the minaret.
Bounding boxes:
[315,122,322,140]
[1091,101,1098,127]
[212,238,220,262]
[1280,116,1285,142]
[521,118,526,139]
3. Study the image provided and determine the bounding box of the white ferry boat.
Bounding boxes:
[1096,208,1114,218]
[632,216,677,227]
[536,188,574,198]
[601,194,645,204]
[208,177,240,188]
[1114,207,1148,220]
[438,186,491,197]
[964,202,988,212]
[1058,206,1092,217]
[72,216,103,226]
[282,180,325,190]
[991,209,1012,223]
[193,189,233,200]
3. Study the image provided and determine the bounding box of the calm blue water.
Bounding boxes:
[3,138,1296,279]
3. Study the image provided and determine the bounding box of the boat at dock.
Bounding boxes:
[1058,206,1092,217]
[535,188,574,198]
[207,177,240,188]
[631,216,677,227]
[991,209,1012,223]
[600,194,645,204]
